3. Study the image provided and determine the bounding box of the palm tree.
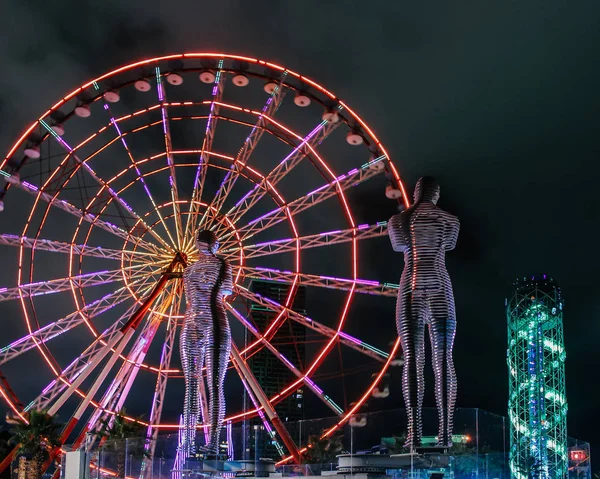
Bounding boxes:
[98,409,147,479]
[9,410,61,479]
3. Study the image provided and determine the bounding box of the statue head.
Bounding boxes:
[196,229,219,254]
[413,176,440,205]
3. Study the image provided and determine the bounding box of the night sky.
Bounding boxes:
[1,0,599,468]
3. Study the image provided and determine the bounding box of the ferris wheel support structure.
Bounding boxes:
[0,53,410,473]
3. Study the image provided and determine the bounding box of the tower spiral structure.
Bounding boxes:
[507,275,567,479]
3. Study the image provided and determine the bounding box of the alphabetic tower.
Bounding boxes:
[506,275,567,479]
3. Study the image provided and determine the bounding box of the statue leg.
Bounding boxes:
[397,292,426,448]
[204,311,232,455]
[180,321,202,456]
[428,293,457,447]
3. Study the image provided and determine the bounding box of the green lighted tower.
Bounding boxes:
[506,275,567,479]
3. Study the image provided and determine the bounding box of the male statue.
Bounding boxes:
[388,176,459,448]
[181,229,233,456]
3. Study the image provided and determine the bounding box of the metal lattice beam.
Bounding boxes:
[156,68,184,249]
[222,222,388,260]
[237,265,398,297]
[0,281,147,366]
[141,289,183,477]
[235,286,389,362]
[227,304,343,416]
[39,119,173,252]
[29,299,143,411]
[1,174,164,256]
[0,234,150,262]
[222,156,386,244]
[183,63,226,249]
[213,114,342,238]
[200,76,288,231]
[0,263,154,302]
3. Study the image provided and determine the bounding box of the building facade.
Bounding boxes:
[506,275,567,479]
[245,280,306,459]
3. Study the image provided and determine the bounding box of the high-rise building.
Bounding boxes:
[245,280,306,459]
[506,275,568,479]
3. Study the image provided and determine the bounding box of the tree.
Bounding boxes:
[98,409,147,479]
[0,429,12,479]
[302,434,345,465]
[384,432,408,454]
[9,410,61,479]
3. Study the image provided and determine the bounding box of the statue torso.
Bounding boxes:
[183,253,231,319]
[389,202,459,294]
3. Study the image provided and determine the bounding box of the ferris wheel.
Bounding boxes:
[0,53,410,471]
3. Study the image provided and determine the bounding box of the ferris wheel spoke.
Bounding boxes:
[0,234,153,263]
[213,110,343,238]
[199,76,288,233]
[221,155,387,244]
[0,279,150,367]
[24,278,158,413]
[38,119,174,252]
[228,346,288,459]
[156,68,184,249]
[229,341,301,462]
[99,102,178,252]
[2,174,165,256]
[72,318,161,449]
[183,63,226,248]
[34,254,180,415]
[83,287,178,449]
[36,256,181,415]
[227,304,343,416]
[28,297,147,412]
[237,265,398,297]
[113,286,180,421]
[223,222,388,260]
[142,287,183,468]
[235,285,389,362]
[0,263,155,302]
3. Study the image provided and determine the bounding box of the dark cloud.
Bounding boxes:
[0,0,599,469]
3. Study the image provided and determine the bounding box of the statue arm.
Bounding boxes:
[221,261,234,297]
[444,215,460,251]
[388,213,407,252]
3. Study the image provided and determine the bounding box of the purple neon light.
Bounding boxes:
[1,289,123,351]
[246,206,282,226]
[108,113,165,224]
[278,353,295,370]
[252,237,292,247]
[41,380,56,396]
[230,121,325,212]
[304,377,323,395]
[338,331,363,346]
[21,181,38,192]
[208,84,280,223]
[248,267,382,288]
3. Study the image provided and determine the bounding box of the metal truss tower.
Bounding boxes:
[506,275,567,479]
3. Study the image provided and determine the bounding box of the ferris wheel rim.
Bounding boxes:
[0,52,408,460]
